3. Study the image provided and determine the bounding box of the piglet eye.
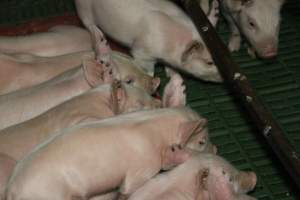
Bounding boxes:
[171,146,175,152]
[248,18,256,29]
[126,79,134,84]
[207,61,214,66]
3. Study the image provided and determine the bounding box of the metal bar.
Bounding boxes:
[181,0,300,188]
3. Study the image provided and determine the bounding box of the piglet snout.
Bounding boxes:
[262,45,277,58]
[235,171,257,194]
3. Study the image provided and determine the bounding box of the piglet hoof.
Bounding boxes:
[228,35,241,52]
[208,0,219,27]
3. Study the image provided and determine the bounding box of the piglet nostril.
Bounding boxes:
[207,61,214,65]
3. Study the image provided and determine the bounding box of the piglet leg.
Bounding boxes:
[207,0,220,27]
[226,14,241,52]
[163,72,186,108]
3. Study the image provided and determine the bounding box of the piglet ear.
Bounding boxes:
[178,119,208,145]
[235,171,257,193]
[181,40,203,63]
[162,72,186,108]
[88,25,112,64]
[111,80,126,114]
[83,57,107,87]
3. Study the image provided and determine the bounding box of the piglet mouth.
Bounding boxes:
[261,48,278,59]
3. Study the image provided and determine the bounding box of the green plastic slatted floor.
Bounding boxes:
[0,0,299,199]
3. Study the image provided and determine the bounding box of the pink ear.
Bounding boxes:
[163,73,186,108]
[88,25,112,64]
[178,119,208,145]
[83,57,104,87]
[235,171,257,193]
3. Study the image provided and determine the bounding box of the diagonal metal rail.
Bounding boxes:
[179,0,300,188]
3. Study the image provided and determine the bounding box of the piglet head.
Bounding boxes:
[199,155,257,200]
[123,74,160,95]
[112,52,161,94]
[181,40,222,82]
[236,0,285,58]
[111,80,161,114]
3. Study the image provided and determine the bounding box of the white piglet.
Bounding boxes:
[75,0,222,82]
[220,0,286,58]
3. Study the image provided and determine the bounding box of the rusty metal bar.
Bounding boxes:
[180,0,300,188]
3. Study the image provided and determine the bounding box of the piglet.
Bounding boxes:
[75,0,222,82]
[5,106,208,200]
[0,25,92,57]
[220,0,286,58]
[128,152,257,200]
[0,51,94,95]
[0,55,113,130]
